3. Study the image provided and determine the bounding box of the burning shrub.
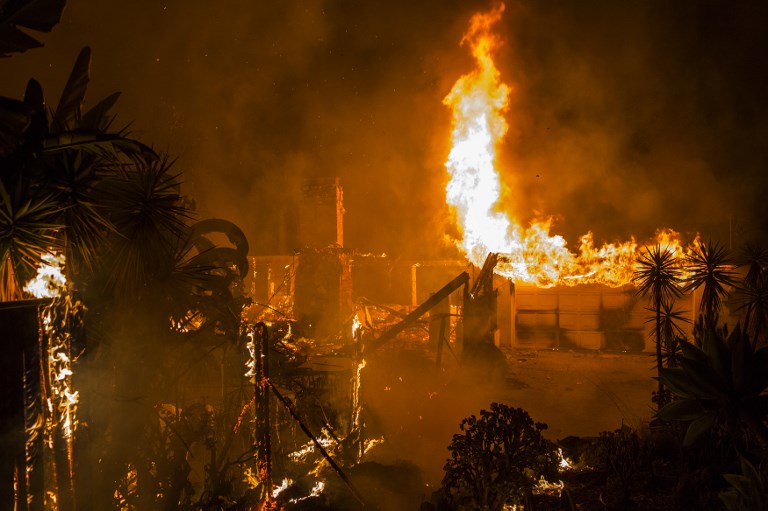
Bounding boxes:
[440,403,558,511]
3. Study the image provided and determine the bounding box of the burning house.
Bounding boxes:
[2,2,759,510]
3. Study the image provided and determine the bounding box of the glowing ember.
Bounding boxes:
[288,428,337,462]
[557,447,574,471]
[244,328,256,379]
[444,4,689,287]
[351,358,366,430]
[242,467,260,489]
[289,481,325,504]
[352,314,362,339]
[363,436,385,455]
[24,252,67,298]
[532,475,565,496]
[272,478,292,499]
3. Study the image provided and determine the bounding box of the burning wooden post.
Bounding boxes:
[461,254,510,376]
[349,315,366,463]
[246,322,272,501]
[0,300,39,509]
[429,295,451,368]
[368,272,469,353]
[463,253,499,348]
[0,294,85,511]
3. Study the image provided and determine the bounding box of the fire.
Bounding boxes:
[557,447,573,471]
[444,4,687,287]
[24,252,67,298]
[272,478,292,499]
[352,314,363,339]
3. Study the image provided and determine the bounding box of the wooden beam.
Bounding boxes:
[368,272,469,353]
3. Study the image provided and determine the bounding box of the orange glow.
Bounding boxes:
[444,4,688,287]
[24,252,67,298]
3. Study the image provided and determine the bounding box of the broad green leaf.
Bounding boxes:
[679,340,710,367]
[656,398,705,422]
[683,412,717,446]
[0,0,67,57]
[52,46,90,131]
[81,91,120,131]
[678,356,725,397]
[660,367,709,399]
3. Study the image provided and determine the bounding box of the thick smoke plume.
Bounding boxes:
[1,0,766,256]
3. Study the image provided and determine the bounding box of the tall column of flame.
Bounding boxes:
[444,4,687,287]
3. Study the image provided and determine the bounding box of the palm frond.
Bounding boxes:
[97,156,192,300]
[685,240,738,324]
[51,46,89,131]
[0,181,63,299]
[0,0,67,57]
[633,244,685,305]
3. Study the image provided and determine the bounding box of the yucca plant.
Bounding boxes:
[657,322,768,452]
[685,240,738,330]
[634,244,685,407]
[0,46,157,300]
[733,244,768,346]
[0,182,63,300]
[644,298,690,368]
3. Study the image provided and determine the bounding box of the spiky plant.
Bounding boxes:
[0,183,62,300]
[657,324,768,453]
[685,240,738,329]
[95,156,191,302]
[734,244,768,346]
[657,298,691,367]
[634,244,685,407]
[0,46,156,300]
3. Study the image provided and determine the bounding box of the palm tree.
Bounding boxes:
[633,244,684,407]
[684,240,738,330]
[655,298,690,368]
[0,47,156,300]
[2,46,253,508]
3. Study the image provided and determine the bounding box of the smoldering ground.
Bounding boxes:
[2,0,767,260]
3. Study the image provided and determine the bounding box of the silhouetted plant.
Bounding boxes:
[719,457,768,511]
[441,403,558,511]
[0,0,67,58]
[595,427,643,509]
[685,240,738,329]
[0,46,156,299]
[645,298,690,368]
[633,244,685,407]
[734,243,768,347]
[657,323,768,453]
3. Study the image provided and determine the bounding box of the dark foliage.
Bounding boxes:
[685,240,738,329]
[657,322,768,453]
[633,244,685,407]
[441,403,558,511]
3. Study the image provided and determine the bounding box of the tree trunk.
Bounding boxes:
[655,301,665,408]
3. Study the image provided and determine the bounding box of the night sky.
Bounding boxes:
[2,0,767,257]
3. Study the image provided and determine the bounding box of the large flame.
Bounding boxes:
[24,252,67,298]
[444,4,687,287]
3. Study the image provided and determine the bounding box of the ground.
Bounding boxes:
[363,345,657,492]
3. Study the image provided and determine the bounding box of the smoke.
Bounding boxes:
[1,0,766,258]
[499,0,768,246]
